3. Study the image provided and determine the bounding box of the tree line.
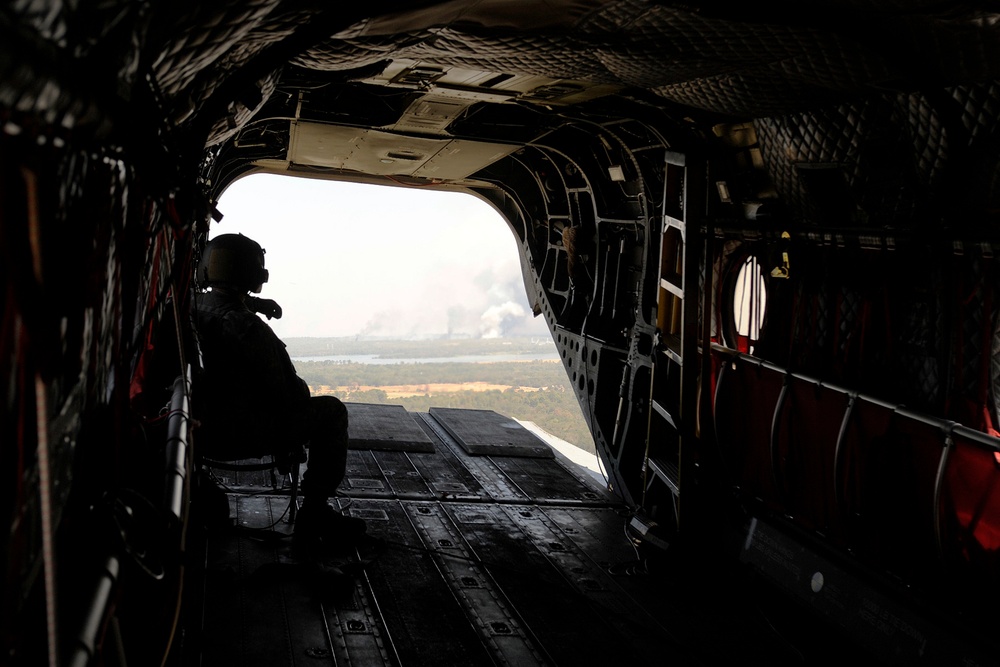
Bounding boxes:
[294,359,569,388]
[293,359,596,453]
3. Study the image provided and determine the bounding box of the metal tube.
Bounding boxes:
[68,555,120,667]
[163,370,191,524]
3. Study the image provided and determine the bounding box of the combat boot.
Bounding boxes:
[293,501,367,557]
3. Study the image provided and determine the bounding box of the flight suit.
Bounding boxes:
[193,288,347,503]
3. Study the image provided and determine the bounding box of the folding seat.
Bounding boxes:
[845,406,948,582]
[713,355,786,509]
[939,425,1000,594]
[772,376,851,541]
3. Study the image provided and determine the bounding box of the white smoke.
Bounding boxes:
[357,310,400,337]
[480,301,527,339]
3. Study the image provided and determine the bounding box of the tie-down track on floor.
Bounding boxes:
[190,404,854,667]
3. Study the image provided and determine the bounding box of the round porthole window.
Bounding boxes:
[722,252,767,354]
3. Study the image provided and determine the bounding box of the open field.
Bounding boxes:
[291,345,595,452]
[314,382,541,399]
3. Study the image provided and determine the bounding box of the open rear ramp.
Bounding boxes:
[348,403,436,453]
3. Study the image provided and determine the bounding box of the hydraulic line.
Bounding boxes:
[35,374,59,667]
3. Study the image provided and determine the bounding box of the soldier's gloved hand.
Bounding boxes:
[248,296,283,320]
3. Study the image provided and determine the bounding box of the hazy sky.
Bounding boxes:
[212,173,550,340]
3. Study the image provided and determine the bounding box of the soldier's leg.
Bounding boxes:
[299,395,349,502]
[293,396,365,552]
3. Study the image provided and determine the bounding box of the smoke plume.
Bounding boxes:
[480,301,527,338]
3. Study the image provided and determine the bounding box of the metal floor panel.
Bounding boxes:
[348,403,436,453]
[189,406,803,667]
[427,408,555,458]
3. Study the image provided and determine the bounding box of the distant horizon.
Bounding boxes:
[281,333,556,341]
[215,174,552,339]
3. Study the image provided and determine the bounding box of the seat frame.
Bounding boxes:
[199,449,304,524]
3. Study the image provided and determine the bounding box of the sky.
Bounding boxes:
[212,173,551,340]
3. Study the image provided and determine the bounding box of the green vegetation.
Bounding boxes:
[294,360,569,388]
[292,354,596,453]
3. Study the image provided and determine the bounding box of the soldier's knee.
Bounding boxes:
[310,395,348,429]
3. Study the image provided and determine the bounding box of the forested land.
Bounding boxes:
[295,360,567,388]
[293,358,596,453]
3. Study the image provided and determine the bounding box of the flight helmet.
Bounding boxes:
[197,233,269,293]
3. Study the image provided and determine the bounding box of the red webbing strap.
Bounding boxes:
[948,257,1000,436]
[127,221,163,414]
[977,261,999,436]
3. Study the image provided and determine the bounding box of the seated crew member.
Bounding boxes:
[193,233,364,553]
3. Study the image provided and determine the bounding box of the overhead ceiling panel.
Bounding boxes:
[287,120,518,179]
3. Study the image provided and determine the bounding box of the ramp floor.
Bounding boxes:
[186,406,830,666]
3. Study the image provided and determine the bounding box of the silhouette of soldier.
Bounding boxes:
[193,233,364,553]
